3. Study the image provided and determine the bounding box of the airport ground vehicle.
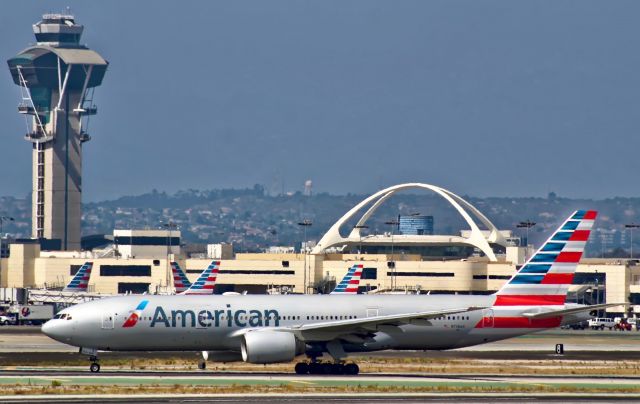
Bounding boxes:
[614,319,632,331]
[0,315,14,325]
[11,304,54,325]
[564,320,588,330]
[588,317,615,330]
[42,210,614,374]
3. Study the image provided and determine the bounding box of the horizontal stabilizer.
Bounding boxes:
[522,303,627,319]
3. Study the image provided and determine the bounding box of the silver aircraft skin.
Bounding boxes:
[42,210,610,373]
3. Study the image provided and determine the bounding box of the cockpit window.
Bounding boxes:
[53,314,63,319]
[66,316,72,320]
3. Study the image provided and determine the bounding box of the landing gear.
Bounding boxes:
[294,361,359,375]
[198,351,208,370]
[89,356,100,373]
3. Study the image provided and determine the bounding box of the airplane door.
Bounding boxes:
[101,313,114,329]
[481,309,494,328]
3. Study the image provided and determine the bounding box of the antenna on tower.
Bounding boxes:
[304,180,313,197]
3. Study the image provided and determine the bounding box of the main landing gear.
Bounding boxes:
[89,356,101,373]
[294,361,359,375]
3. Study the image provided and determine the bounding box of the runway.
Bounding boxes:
[1,327,639,401]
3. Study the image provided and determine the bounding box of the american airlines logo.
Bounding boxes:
[122,300,149,328]
[123,300,281,328]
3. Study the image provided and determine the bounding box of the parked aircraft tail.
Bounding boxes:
[494,210,597,306]
[170,262,192,294]
[62,262,93,292]
[331,264,363,294]
[181,260,220,295]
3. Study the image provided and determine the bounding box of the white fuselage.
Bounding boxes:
[42,294,586,354]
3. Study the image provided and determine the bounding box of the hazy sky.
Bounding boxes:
[1,1,639,201]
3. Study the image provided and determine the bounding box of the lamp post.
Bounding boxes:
[161,220,178,290]
[353,225,369,257]
[517,220,536,260]
[297,219,312,294]
[625,224,640,259]
[0,216,14,259]
[385,219,399,291]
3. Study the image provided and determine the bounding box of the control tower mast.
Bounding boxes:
[7,13,108,250]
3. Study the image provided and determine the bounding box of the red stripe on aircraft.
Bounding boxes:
[555,252,582,263]
[202,285,215,289]
[584,211,597,220]
[475,316,562,329]
[569,230,590,241]
[494,295,566,306]
[541,273,574,284]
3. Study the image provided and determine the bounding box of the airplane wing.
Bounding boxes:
[232,306,485,342]
[522,303,627,319]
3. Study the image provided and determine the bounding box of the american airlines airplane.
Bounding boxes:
[62,262,93,293]
[42,211,614,375]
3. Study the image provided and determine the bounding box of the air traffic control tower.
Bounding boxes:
[7,14,108,251]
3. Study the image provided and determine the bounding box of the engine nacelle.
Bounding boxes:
[241,331,300,364]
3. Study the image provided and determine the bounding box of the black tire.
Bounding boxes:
[344,363,359,375]
[294,362,309,375]
[332,364,345,375]
[308,362,322,375]
[321,363,333,374]
[90,363,100,373]
[198,361,206,370]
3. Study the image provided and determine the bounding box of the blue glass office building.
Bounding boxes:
[398,215,434,235]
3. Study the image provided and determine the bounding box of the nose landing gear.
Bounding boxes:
[89,356,100,373]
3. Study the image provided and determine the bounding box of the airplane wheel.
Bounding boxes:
[198,361,206,370]
[332,363,345,375]
[90,363,100,373]
[344,363,359,375]
[294,362,309,375]
[308,362,322,375]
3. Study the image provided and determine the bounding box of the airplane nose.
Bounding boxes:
[41,319,70,343]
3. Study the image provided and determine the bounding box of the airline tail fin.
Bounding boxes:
[331,264,363,294]
[495,210,597,306]
[170,261,192,294]
[181,260,220,295]
[63,262,93,292]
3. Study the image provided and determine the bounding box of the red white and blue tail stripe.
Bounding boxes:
[494,210,596,306]
[331,264,363,294]
[170,261,192,294]
[62,262,93,292]
[181,261,220,295]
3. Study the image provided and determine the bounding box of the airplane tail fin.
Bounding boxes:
[181,260,220,295]
[494,210,596,306]
[331,264,363,294]
[170,261,192,294]
[63,262,93,292]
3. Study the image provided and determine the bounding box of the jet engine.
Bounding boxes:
[241,331,301,364]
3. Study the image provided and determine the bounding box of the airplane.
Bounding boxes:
[180,261,220,295]
[62,262,93,292]
[170,262,192,294]
[42,210,617,375]
[331,264,363,294]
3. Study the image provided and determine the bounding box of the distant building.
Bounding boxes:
[398,215,434,235]
[114,229,180,258]
[207,243,234,259]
